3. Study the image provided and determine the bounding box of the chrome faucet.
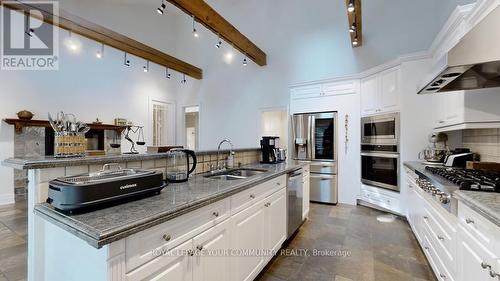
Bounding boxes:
[216,139,234,171]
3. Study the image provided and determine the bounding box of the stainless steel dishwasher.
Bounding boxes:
[287,168,304,238]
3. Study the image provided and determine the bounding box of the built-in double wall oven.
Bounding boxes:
[361,113,400,192]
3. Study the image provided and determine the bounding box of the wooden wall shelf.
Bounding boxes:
[3,119,127,135]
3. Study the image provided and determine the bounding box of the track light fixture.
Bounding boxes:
[96,43,104,59]
[353,36,358,46]
[181,73,187,84]
[24,15,34,37]
[165,67,171,79]
[348,0,355,13]
[243,56,248,66]
[143,60,149,72]
[349,22,356,33]
[192,15,199,38]
[215,34,222,49]
[124,52,130,66]
[157,0,166,14]
[64,31,81,53]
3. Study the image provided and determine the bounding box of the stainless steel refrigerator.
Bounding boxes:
[291,112,338,204]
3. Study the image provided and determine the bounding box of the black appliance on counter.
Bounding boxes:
[47,164,167,213]
[260,136,280,164]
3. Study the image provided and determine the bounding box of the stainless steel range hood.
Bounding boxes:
[418,6,500,94]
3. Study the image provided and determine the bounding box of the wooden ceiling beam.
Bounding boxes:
[1,0,203,79]
[346,0,362,48]
[167,0,267,66]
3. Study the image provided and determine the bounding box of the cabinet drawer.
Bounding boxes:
[231,175,285,215]
[360,188,398,211]
[422,231,455,281]
[458,202,498,249]
[126,198,230,272]
[422,208,456,273]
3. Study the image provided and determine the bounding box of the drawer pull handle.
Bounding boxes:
[188,250,194,256]
[439,273,446,279]
[265,203,271,207]
[424,246,430,250]
[423,216,428,220]
[481,262,492,269]
[465,218,474,224]
[212,211,219,217]
[250,194,255,199]
[196,245,204,251]
[277,183,281,186]
[162,234,172,242]
[437,235,444,241]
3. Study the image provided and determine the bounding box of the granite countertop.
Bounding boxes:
[1,148,259,170]
[454,191,500,228]
[404,161,500,227]
[34,161,306,249]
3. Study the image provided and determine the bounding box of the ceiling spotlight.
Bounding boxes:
[243,56,248,66]
[181,73,187,84]
[157,0,166,14]
[349,22,356,33]
[165,67,171,79]
[24,15,34,37]
[96,43,104,59]
[348,1,355,12]
[192,15,199,38]
[353,37,359,46]
[215,34,222,49]
[124,52,130,66]
[143,60,149,73]
[64,31,82,53]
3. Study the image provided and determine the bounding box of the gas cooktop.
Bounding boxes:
[425,166,500,193]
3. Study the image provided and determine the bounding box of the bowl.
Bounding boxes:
[17,110,34,120]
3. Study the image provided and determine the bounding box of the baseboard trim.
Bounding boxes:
[0,193,15,205]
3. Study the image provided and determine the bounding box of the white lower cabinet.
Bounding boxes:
[126,240,193,281]
[230,198,267,281]
[192,219,231,281]
[405,169,500,281]
[122,176,288,281]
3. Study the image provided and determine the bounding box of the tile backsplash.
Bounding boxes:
[462,129,500,163]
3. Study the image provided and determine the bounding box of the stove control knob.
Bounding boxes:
[439,195,450,204]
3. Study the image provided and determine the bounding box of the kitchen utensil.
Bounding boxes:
[418,148,450,163]
[17,110,34,120]
[165,149,197,182]
[48,113,58,132]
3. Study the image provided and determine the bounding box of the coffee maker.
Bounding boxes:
[260,136,280,164]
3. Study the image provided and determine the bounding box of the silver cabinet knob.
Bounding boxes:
[250,194,255,199]
[212,211,219,217]
[162,234,171,242]
[481,262,492,269]
[437,235,444,241]
[424,246,430,250]
[276,182,281,186]
[423,216,429,220]
[265,203,271,207]
[196,245,204,251]
[465,218,474,224]
[439,273,446,279]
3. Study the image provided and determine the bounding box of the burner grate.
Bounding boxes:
[425,166,500,192]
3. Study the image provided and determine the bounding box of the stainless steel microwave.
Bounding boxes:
[361,113,400,145]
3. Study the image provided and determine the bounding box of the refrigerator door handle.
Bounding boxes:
[310,115,316,160]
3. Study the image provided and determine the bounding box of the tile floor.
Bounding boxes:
[0,200,27,281]
[0,201,435,281]
[257,203,437,281]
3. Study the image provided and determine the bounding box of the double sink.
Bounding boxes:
[204,168,268,181]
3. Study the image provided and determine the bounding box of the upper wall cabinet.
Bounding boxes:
[361,66,400,116]
[432,89,500,132]
[291,81,357,101]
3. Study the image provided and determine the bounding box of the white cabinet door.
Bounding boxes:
[360,75,380,116]
[192,220,231,281]
[380,67,400,112]
[230,199,266,281]
[264,189,287,252]
[302,174,310,220]
[291,85,323,100]
[457,226,496,281]
[126,240,193,281]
